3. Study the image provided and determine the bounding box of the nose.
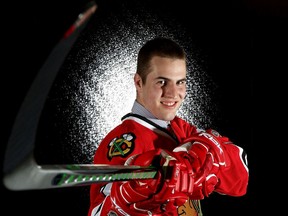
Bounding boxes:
[163,83,177,99]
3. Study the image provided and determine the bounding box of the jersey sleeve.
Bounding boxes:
[214,140,249,196]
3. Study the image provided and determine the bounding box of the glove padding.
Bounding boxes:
[184,129,229,166]
[173,129,230,199]
[110,149,194,215]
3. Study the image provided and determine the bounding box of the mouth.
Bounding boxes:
[161,101,177,107]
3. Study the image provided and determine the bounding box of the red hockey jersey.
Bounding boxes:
[87,113,249,216]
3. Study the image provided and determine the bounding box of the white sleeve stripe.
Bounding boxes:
[91,196,109,216]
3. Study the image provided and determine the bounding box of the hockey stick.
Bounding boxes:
[2,0,97,191]
[2,1,162,191]
[2,0,157,191]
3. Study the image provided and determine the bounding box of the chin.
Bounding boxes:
[164,114,176,121]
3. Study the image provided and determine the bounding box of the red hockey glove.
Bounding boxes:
[173,129,230,199]
[184,129,231,168]
[110,149,194,215]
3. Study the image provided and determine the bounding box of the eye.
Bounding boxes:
[177,80,186,85]
[157,80,166,86]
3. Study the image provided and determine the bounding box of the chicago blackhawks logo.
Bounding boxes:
[107,133,135,160]
[177,198,201,216]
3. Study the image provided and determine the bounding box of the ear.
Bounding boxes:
[134,73,142,91]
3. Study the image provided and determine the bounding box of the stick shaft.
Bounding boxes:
[44,163,157,187]
[3,154,157,190]
[3,1,97,174]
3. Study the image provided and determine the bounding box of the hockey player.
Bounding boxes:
[87,37,249,216]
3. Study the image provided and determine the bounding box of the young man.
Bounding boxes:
[87,37,249,216]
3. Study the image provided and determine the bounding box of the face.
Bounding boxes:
[134,56,187,121]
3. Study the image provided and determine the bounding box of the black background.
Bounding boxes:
[2,0,287,215]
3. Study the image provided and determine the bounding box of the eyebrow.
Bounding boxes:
[156,76,187,82]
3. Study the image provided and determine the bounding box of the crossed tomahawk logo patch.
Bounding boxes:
[108,133,135,160]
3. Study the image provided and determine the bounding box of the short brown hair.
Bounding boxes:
[136,37,186,84]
